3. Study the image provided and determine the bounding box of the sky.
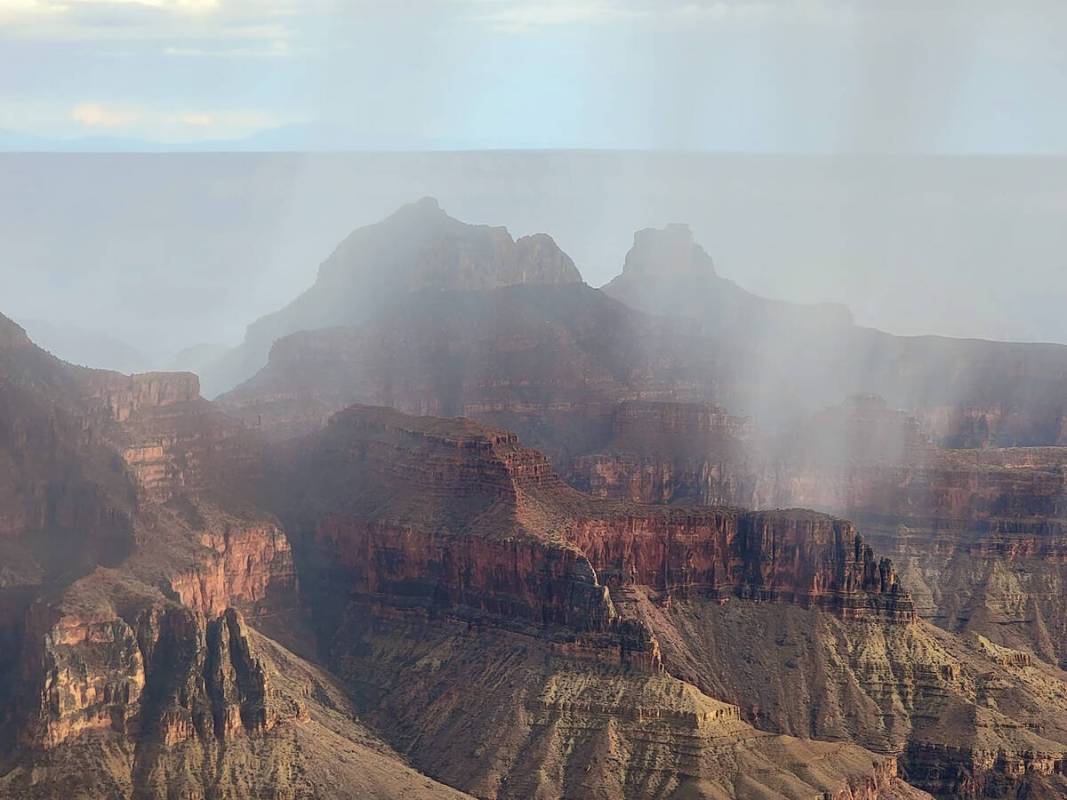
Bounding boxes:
[2,0,1067,152]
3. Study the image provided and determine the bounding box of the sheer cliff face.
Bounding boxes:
[268,404,913,633]
[1,318,928,800]
[567,393,1067,671]
[201,198,583,397]
[0,321,469,800]
[258,404,924,799]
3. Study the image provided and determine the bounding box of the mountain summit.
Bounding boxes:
[200,199,581,396]
[620,223,718,279]
[602,222,853,331]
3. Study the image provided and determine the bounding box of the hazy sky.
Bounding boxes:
[2,0,1067,152]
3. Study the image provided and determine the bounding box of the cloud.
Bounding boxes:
[71,102,141,127]
[464,0,646,32]
[163,108,279,133]
[0,0,300,43]
[163,39,291,57]
[55,101,286,139]
[171,111,213,126]
[457,0,843,33]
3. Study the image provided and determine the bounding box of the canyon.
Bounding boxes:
[5,199,1067,799]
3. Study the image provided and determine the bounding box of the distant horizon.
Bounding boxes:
[9,136,1067,158]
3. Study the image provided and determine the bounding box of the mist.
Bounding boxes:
[3,150,1067,374]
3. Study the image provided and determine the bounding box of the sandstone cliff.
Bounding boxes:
[0,317,472,800]
[2,570,471,800]
[564,393,1067,674]
[269,405,913,634]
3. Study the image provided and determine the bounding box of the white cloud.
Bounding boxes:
[171,111,214,126]
[163,39,291,57]
[0,0,300,43]
[71,102,141,127]
[39,101,286,140]
[464,0,646,32]
[456,0,844,33]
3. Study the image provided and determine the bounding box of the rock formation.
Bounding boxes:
[10,202,1067,799]
[252,404,926,799]
[2,571,472,800]
[564,392,1067,674]
[219,209,1067,459]
[200,198,583,396]
[268,405,913,629]
[0,313,469,800]
[602,223,1067,444]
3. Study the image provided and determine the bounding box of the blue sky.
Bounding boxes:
[1,0,1066,152]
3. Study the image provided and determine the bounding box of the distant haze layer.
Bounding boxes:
[3,151,1066,369]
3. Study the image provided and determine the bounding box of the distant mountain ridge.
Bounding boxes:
[199,197,582,396]
[602,221,854,331]
[18,318,154,375]
[216,199,1067,451]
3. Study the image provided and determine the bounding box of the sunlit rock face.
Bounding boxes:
[18,598,276,751]
[562,391,1067,671]
[0,317,475,800]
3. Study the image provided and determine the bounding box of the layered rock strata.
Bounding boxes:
[270,405,913,636]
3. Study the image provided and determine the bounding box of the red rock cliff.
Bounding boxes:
[268,405,913,642]
[18,581,279,750]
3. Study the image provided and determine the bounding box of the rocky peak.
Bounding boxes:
[204,200,586,397]
[392,195,447,221]
[0,313,30,349]
[316,197,582,292]
[621,223,717,279]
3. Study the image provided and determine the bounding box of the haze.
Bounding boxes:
[2,151,1067,372]
[3,1,1067,372]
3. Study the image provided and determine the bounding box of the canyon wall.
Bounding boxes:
[19,594,277,750]
[272,405,913,640]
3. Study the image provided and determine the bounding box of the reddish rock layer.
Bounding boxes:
[565,394,1067,670]
[80,371,201,424]
[268,405,913,645]
[18,586,278,750]
[569,508,910,621]
[166,521,295,618]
